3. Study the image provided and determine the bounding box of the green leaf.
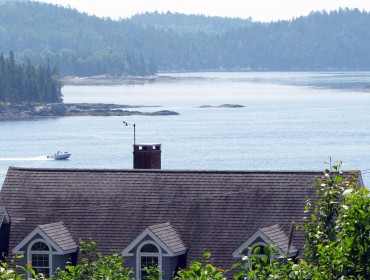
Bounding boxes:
[202,251,211,259]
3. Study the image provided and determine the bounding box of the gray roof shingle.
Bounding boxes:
[39,221,78,251]
[149,222,187,254]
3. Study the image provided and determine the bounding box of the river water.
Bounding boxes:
[1,72,370,187]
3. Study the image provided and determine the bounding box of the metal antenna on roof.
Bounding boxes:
[123,121,136,145]
[286,221,295,257]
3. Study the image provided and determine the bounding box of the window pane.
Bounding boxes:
[141,256,147,268]
[141,244,159,253]
[31,242,49,251]
[35,267,49,278]
[32,254,49,267]
[32,254,49,277]
[141,256,158,268]
[141,270,148,279]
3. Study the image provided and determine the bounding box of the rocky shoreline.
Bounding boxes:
[63,75,181,85]
[0,103,179,119]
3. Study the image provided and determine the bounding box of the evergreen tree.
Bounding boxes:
[0,51,63,105]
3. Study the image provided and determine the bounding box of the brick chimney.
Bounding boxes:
[133,144,161,169]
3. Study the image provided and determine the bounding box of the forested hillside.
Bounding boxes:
[0,1,369,76]
[0,2,156,76]
[129,11,251,33]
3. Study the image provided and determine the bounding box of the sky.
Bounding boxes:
[36,0,370,22]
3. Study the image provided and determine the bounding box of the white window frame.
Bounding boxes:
[136,240,162,280]
[27,239,52,278]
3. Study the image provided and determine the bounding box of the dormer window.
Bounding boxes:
[28,240,51,277]
[248,242,269,269]
[122,222,187,280]
[233,224,298,262]
[249,243,267,257]
[138,242,161,279]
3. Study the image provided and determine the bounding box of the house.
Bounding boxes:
[0,144,362,279]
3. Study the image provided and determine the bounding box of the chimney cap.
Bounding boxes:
[133,143,161,146]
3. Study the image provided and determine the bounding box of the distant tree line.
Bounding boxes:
[0,2,370,75]
[0,51,62,105]
[18,49,156,77]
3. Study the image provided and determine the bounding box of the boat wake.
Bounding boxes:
[0,156,50,161]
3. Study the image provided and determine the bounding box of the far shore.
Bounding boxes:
[62,75,204,86]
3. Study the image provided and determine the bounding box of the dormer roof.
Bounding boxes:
[233,224,298,258]
[122,222,186,257]
[13,221,78,254]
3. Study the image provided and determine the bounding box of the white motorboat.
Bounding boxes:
[47,151,71,160]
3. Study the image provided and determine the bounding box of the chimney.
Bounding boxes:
[133,144,161,169]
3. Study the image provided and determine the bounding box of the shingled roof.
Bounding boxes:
[149,222,187,254]
[0,167,361,270]
[39,221,78,251]
[260,224,298,256]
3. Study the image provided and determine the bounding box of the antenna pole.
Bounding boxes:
[134,123,136,145]
[123,121,136,145]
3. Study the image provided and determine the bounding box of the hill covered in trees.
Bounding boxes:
[0,1,370,76]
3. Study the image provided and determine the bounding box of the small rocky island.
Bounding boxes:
[196,104,245,108]
[0,103,179,119]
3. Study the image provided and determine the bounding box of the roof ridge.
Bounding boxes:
[8,166,333,174]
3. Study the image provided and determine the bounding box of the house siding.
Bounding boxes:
[0,223,10,261]
[124,256,136,276]
[52,254,71,274]
[162,256,180,280]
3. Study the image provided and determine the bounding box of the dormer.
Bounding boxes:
[122,222,187,280]
[13,221,78,277]
[233,224,298,261]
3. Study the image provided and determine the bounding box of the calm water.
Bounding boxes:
[1,72,370,187]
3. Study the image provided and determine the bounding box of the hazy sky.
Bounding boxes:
[36,0,370,22]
